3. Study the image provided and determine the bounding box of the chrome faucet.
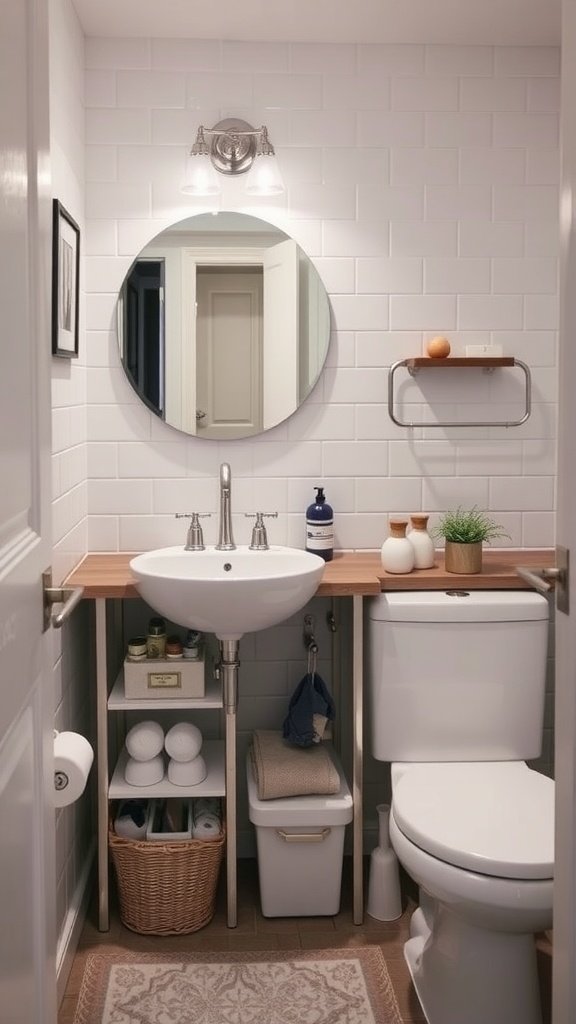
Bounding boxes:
[215,462,236,550]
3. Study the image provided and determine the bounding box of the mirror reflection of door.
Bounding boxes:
[117,212,331,440]
[196,266,263,439]
[262,239,299,430]
[123,259,164,417]
[185,239,300,439]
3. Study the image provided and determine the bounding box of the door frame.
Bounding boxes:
[552,2,576,1020]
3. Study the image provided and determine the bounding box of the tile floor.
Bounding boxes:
[58,858,552,1023]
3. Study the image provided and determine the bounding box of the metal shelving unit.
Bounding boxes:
[95,600,235,931]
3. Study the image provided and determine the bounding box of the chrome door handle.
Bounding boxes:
[42,569,85,631]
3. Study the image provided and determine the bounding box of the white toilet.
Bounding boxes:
[367,590,554,1024]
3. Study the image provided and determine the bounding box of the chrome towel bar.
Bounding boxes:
[387,356,531,429]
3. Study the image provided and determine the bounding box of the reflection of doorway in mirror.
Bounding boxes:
[299,251,330,402]
[122,260,164,417]
[195,267,263,439]
[117,212,330,439]
[187,238,300,439]
[261,239,299,430]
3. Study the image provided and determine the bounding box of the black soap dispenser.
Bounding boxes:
[306,486,334,561]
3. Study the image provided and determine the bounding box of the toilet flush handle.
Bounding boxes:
[516,546,569,615]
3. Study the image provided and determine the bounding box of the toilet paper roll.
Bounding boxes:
[53,731,94,809]
[114,800,148,840]
[192,797,221,840]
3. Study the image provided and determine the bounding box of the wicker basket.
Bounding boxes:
[108,825,225,935]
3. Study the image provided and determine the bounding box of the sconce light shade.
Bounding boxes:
[181,152,221,196]
[181,119,284,198]
[245,152,285,197]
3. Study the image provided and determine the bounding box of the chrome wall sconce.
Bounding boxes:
[181,118,285,198]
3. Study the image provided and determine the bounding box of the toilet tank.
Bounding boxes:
[367,590,550,762]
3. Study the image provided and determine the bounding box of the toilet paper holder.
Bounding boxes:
[53,729,94,807]
[54,770,69,793]
[53,729,71,793]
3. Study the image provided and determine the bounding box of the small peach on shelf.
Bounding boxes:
[426,336,451,358]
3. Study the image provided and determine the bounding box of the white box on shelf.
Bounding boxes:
[246,748,353,917]
[145,798,193,841]
[465,343,503,357]
[123,656,205,700]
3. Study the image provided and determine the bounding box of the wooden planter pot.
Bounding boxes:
[444,540,482,574]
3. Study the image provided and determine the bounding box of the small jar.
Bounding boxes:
[183,630,202,660]
[408,514,435,569]
[127,636,147,661]
[381,519,415,574]
[165,635,183,660]
[146,617,166,659]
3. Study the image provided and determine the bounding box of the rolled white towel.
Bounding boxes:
[164,722,203,762]
[114,800,148,840]
[167,754,207,787]
[192,797,221,840]
[124,754,165,787]
[125,720,164,762]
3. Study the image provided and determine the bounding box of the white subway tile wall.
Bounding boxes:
[83,38,558,555]
[51,2,87,584]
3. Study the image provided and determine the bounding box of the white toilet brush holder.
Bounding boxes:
[367,803,403,921]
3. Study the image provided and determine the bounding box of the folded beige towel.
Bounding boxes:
[250,730,340,800]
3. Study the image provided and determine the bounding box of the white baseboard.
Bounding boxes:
[56,840,95,1007]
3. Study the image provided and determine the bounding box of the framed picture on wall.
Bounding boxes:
[51,199,80,358]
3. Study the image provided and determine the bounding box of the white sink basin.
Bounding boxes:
[129,545,326,640]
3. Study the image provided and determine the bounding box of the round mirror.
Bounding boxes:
[117,211,331,440]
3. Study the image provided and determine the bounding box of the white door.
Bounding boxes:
[262,239,299,430]
[0,1,55,1022]
[196,267,263,439]
[553,3,576,1020]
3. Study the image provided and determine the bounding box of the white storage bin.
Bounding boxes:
[247,749,353,917]
[124,656,205,700]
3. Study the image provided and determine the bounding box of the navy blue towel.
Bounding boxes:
[282,672,336,747]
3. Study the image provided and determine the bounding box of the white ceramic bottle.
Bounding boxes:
[380,519,414,574]
[367,803,402,921]
[408,514,435,569]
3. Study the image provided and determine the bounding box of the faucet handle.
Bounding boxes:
[245,512,278,551]
[175,512,211,551]
[244,512,278,519]
[175,512,211,521]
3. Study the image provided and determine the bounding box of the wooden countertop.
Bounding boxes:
[64,549,554,599]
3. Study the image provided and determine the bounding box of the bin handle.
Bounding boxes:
[275,828,331,843]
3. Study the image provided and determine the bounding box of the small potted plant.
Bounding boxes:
[433,506,510,574]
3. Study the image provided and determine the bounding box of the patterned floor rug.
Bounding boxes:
[72,947,403,1024]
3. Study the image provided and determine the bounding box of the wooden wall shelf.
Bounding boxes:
[406,357,515,369]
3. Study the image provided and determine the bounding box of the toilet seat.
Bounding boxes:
[393,761,554,880]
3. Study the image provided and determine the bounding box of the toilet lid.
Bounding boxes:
[393,762,554,880]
